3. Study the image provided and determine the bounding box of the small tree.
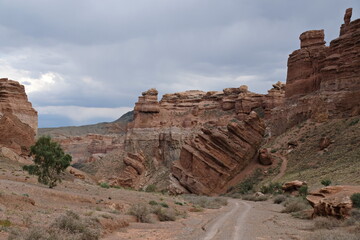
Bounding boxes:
[23,136,72,188]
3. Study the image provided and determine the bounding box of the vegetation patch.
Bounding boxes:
[182,195,228,209]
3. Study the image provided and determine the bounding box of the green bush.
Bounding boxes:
[0,219,11,227]
[351,193,360,208]
[321,179,332,186]
[145,184,157,192]
[99,182,110,189]
[260,182,283,195]
[23,136,72,188]
[148,200,158,206]
[299,185,308,198]
[160,202,169,208]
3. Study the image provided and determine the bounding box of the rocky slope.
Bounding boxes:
[0,78,37,155]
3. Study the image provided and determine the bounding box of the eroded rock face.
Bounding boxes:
[55,134,125,164]
[271,9,360,135]
[307,185,360,218]
[172,112,265,195]
[258,148,273,165]
[0,78,37,154]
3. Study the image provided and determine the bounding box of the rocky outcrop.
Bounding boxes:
[55,134,125,164]
[107,152,146,188]
[172,112,265,195]
[116,84,283,192]
[271,8,360,135]
[282,180,307,193]
[258,148,273,165]
[307,185,360,218]
[0,78,37,155]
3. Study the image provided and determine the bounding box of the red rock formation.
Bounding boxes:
[282,180,307,193]
[172,112,265,195]
[117,84,284,192]
[55,134,124,164]
[307,185,360,218]
[0,78,37,154]
[107,152,146,188]
[258,148,273,165]
[271,8,360,135]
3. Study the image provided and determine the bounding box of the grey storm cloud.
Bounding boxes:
[0,0,359,127]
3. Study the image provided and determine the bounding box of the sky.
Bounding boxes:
[0,0,359,128]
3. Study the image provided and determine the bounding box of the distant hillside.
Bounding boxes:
[39,111,134,137]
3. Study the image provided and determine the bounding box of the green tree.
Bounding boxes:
[23,136,72,188]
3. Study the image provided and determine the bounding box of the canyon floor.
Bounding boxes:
[0,157,316,240]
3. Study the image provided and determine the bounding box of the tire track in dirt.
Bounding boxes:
[202,200,251,240]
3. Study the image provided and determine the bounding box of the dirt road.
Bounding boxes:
[175,199,311,240]
[202,200,251,240]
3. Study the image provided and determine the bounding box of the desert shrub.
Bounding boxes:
[8,211,100,240]
[298,185,308,198]
[23,136,72,188]
[306,229,359,240]
[260,182,283,195]
[174,201,183,206]
[282,197,310,213]
[350,209,360,221]
[128,203,151,223]
[145,184,157,192]
[313,217,342,230]
[321,179,332,186]
[351,193,360,208]
[152,207,176,221]
[242,194,268,202]
[148,200,158,206]
[228,169,263,195]
[51,211,100,239]
[182,195,228,209]
[160,202,169,208]
[273,195,287,204]
[0,219,11,227]
[99,182,110,189]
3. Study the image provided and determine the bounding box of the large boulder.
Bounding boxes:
[282,180,307,193]
[307,185,360,218]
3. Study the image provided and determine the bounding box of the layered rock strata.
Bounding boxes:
[0,78,37,154]
[172,112,265,195]
[307,185,360,218]
[271,8,360,135]
[120,84,284,191]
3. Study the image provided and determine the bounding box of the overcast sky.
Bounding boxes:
[0,0,359,128]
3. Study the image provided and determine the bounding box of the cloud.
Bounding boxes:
[0,0,359,127]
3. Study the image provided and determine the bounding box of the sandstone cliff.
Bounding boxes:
[172,112,265,195]
[0,78,37,155]
[271,8,360,135]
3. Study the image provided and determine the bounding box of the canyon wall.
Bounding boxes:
[0,78,37,155]
[271,8,360,135]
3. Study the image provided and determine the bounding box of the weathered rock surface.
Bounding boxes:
[271,8,360,135]
[55,134,125,164]
[107,152,146,188]
[258,148,273,165]
[0,78,37,155]
[172,112,265,195]
[282,180,307,193]
[307,185,360,218]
